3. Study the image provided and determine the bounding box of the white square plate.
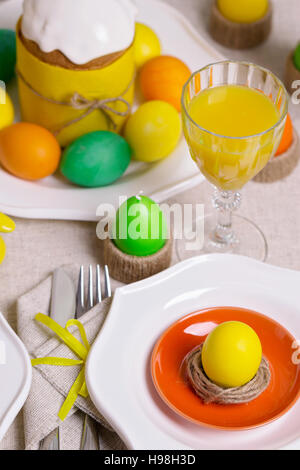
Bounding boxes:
[86,254,300,450]
[0,0,223,221]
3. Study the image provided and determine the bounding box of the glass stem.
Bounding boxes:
[212,189,241,247]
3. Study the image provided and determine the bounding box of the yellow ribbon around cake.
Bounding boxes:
[16,20,135,147]
[31,313,90,422]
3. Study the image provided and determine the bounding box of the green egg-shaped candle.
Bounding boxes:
[60,131,131,187]
[293,44,300,72]
[114,195,168,256]
[0,29,17,83]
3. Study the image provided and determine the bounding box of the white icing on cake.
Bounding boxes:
[21,0,137,64]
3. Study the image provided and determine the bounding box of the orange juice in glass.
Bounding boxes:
[181,62,288,260]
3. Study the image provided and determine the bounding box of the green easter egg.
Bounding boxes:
[293,44,300,72]
[60,131,131,187]
[0,29,17,84]
[114,195,168,257]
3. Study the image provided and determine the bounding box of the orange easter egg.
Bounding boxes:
[275,114,293,157]
[0,123,61,181]
[139,55,191,112]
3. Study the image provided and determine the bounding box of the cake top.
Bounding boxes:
[21,0,137,65]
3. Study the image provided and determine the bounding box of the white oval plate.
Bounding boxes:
[86,254,300,450]
[0,0,223,221]
[0,313,32,443]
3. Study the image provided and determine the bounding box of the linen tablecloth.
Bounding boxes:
[1,0,300,450]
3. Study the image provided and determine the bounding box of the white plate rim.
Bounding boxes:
[0,312,32,443]
[86,254,300,450]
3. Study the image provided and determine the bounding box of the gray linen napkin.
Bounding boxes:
[17,265,125,451]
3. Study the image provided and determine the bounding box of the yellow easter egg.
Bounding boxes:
[217,0,269,23]
[0,236,6,264]
[134,23,161,69]
[0,92,14,130]
[124,101,181,162]
[0,213,15,233]
[202,321,262,388]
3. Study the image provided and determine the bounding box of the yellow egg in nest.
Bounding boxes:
[202,321,262,388]
[218,0,269,24]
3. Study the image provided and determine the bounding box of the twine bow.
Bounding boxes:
[17,69,133,136]
[67,92,132,132]
[31,313,91,421]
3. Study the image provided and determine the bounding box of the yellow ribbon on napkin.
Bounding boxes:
[0,213,16,264]
[31,313,91,421]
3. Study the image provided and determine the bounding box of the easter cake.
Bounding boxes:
[16,0,137,147]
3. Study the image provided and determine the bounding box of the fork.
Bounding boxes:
[76,264,111,451]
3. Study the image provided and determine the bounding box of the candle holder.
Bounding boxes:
[254,129,299,183]
[210,0,272,49]
[104,233,173,284]
[285,50,300,95]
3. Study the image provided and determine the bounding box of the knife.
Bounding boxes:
[50,269,76,327]
[39,268,76,451]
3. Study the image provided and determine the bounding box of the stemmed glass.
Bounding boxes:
[177,61,288,261]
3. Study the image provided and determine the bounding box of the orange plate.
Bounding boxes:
[151,307,300,430]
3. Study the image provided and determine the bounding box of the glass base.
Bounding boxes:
[175,212,268,262]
